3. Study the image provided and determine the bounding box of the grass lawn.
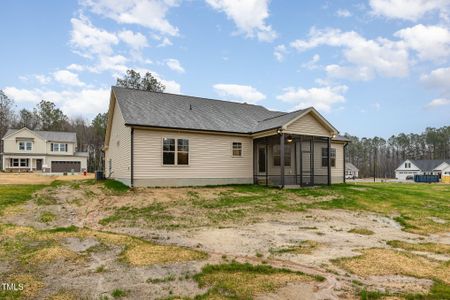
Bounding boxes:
[100,182,450,234]
[0,184,47,214]
[295,183,450,234]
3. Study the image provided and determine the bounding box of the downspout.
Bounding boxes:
[343,142,348,184]
[130,127,134,187]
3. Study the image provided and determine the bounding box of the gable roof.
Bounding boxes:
[112,86,339,135]
[398,159,450,172]
[346,163,359,171]
[3,128,77,143]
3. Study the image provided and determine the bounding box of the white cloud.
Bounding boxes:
[158,37,173,47]
[66,64,85,72]
[369,0,449,21]
[165,58,185,73]
[206,0,277,42]
[426,98,450,107]
[118,30,148,50]
[213,83,266,103]
[302,54,320,70]
[53,70,85,86]
[336,9,352,17]
[70,16,119,58]
[4,87,110,116]
[421,67,450,91]
[34,74,52,85]
[274,44,288,62]
[395,24,450,62]
[290,27,409,80]
[81,0,179,36]
[276,85,348,112]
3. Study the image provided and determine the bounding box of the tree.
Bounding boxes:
[16,108,40,130]
[116,69,165,92]
[36,100,69,131]
[0,90,15,138]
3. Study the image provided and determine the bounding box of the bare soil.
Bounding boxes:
[0,172,94,184]
[1,182,449,299]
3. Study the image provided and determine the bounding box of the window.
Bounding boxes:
[322,148,336,167]
[18,141,32,151]
[51,143,68,152]
[11,158,28,167]
[177,139,189,165]
[232,142,242,157]
[273,144,291,167]
[163,138,189,166]
[163,138,175,165]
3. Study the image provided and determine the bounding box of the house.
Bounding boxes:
[345,162,359,179]
[1,128,88,173]
[104,86,350,187]
[395,159,450,181]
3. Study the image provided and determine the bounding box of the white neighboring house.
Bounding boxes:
[1,128,88,173]
[345,162,359,179]
[395,159,450,181]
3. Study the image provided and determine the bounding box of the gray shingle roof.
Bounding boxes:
[410,159,450,172]
[113,86,295,134]
[3,129,77,143]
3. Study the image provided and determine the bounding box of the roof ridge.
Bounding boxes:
[112,86,274,110]
[257,108,308,123]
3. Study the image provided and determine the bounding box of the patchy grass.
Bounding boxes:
[387,240,450,255]
[104,179,129,194]
[291,183,450,234]
[112,288,127,298]
[270,240,321,255]
[40,211,56,223]
[193,262,323,299]
[0,274,45,299]
[147,274,176,284]
[334,248,450,284]
[348,228,374,235]
[0,184,47,214]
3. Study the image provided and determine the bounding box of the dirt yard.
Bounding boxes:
[0,172,95,184]
[0,178,448,299]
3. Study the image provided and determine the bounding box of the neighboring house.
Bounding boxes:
[1,128,88,173]
[345,163,359,179]
[395,159,450,181]
[104,86,350,187]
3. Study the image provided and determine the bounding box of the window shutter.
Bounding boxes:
[51,143,53,151]
[66,144,68,152]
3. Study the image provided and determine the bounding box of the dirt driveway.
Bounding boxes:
[0,172,94,184]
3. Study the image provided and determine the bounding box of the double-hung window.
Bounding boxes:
[51,143,68,152]
[18,141,32,151]
[321,148,336,167]
[163,138,189,165]
[232,142,242,157]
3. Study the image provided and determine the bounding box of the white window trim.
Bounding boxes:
[161,137,190,167]
[232,142,243,157]
[18,141,32,151]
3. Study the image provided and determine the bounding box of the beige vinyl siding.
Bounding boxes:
[286,113,331,137]
[3,129,47,154]
[133,129,253,185]
[105,98,131,183]
[331,143,344,183]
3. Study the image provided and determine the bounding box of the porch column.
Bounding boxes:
[280,133,285,188]
[253,140,257,184]
[30,158,33,172]
[2,155,5,171]
[327,137,331,186]
[299,136,303,187]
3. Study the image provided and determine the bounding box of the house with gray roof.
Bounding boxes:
[1,128,88,173]
[395,159,450,181]
[105,86,350,187]
[345,163,359,179]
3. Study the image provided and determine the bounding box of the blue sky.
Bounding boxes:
[1,0,449,138]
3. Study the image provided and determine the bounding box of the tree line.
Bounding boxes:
[344,126,450,178]
[0,70,165,172]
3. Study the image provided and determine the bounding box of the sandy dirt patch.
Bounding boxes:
[0,172,94,184]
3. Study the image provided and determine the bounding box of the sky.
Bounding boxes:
[1,0,450,138]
